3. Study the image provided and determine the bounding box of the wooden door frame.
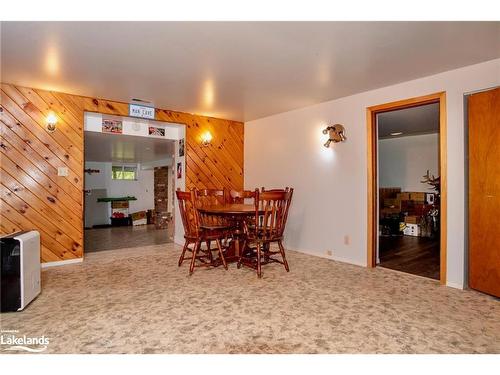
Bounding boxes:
[366,92,447,285]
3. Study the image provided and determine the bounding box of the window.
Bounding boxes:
[112,165,137,180]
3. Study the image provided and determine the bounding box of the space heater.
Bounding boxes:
[1,231,41,312]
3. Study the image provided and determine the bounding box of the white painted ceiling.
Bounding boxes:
[84,131,175,164]
[377,102,439,138]
[1,22,499,121]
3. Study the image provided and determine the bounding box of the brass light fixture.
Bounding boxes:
[322,124,346,148]
[201,131,213,146]
[46,112,58,133]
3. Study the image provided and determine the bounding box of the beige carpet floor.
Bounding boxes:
[1,243,499,354]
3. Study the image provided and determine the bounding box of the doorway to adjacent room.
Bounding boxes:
[83,113,183,253]
[367,93,447,283]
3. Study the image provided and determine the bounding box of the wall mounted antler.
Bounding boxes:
[322,124,346,148]
[421,170,440,192]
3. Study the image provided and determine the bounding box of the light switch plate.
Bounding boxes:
[57,167,68,176]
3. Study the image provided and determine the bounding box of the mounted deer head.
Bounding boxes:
[322,124,346,148]
[421,170,440,192]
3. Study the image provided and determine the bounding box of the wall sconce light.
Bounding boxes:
[322,124,346,148]
[46,112,58,133]
[201,131,213,146]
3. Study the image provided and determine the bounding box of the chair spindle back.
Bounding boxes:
[251,188,294,240]
[194,188,227,227]
[176,189,200,237]
[227,189,256,204]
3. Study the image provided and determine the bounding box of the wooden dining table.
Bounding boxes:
[197,203,259,263]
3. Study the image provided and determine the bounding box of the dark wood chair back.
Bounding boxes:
[194,188,228,227]
[176,189,200,238]
[226,189,256,204]
[176,188,229,274]
[195,189,226,207]
[261,187,289,193]
[249,188,294,240]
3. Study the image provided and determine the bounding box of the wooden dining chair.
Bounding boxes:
[261,187,290,193]
[195,188,226,206]
[224,189,257,248]
[226,189,256,204]
[258,188,290,250]
[195,188,230,226]
[238,188,294,278]
[176,189,229,275]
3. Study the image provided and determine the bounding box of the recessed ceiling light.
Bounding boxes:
[145,147,151,151]
[390,132,403,136]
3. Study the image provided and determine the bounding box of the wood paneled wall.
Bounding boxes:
[0,83,244,263]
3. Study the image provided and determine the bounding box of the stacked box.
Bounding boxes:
[403,223,420,236]
[131,211,147,226]
[383,198,401,209]
[154,167,169,214]
[410,192,426,203]
[405,215,421,224]
[111,201,129,209]
[155,212,172,230]
[397,192,411,201]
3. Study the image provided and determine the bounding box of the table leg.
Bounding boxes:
[234,237,240,257]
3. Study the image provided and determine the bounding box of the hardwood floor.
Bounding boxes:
[378,235,440,280]
[84,224,172,253]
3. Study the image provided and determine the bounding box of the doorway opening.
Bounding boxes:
[367,93,447,284]
[83,113,183,253]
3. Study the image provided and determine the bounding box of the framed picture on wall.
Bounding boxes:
[102,118,122,134]
[179,139,185,157]
[148,126,165,137]
[177,162,182,179]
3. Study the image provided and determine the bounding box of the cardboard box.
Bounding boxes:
[410,192,426,202]
[380,207,401,217]
[155,211,172,229]
[412,204,426,216]
[380,187,401,201]
[397,192,411,201]
[403,223,420,236]
[112,201,129,209]
[131,211,146,220]
[131,211,147,226]
[132,219,147,226]
[383,198,401,209]
[405,215,421,224]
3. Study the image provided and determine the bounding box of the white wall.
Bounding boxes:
[378,133,439,192]
[245,58,500,289]
[84,161,155,225]
[173,128,186,245]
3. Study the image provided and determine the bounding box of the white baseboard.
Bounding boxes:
[41,258,83,268]
[446,281,464,290]
[331,255,367,268]
[287,246,367,267]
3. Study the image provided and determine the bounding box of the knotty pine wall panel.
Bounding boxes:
[0,83,244,263]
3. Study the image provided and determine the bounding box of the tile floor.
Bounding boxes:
[84,224,172,253]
